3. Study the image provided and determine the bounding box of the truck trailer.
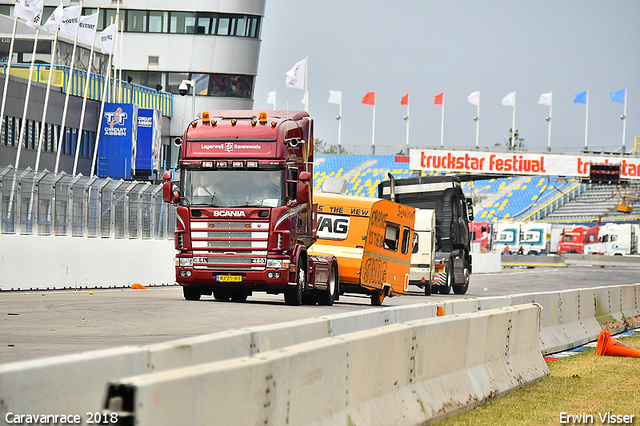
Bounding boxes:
[162,110,338,305]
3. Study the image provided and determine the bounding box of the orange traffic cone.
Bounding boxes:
[595,330,640,358]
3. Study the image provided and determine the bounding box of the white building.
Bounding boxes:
[0,0,265,175]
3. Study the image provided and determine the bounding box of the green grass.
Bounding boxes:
[438,332,640,426]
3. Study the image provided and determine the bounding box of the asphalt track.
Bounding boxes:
[1,265,639,364]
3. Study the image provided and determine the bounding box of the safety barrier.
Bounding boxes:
[1,284,639,425]
[103,305,547,426]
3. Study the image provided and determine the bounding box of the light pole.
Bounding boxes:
[179,79,196,119]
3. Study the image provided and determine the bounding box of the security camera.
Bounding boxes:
[178,82,189,97]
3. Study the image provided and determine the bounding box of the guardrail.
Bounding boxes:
[0,165,175,238]
[1,284,638,425]
[501,253,640,268]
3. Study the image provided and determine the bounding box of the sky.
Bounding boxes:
[253,1,640,156]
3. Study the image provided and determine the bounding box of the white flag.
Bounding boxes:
[538,92,552,107]
[77,12,98,43]
[99,22,117,54]
[502,91,516,106]
[43,2,64,33]
[266,90,276,107]
[14,0,44,29]
[285,58,306,90]
[467,91,480,106]
[328,90,342,105]
[58,5,81,38]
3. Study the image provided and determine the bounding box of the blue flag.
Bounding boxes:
[610,89,626,103]
[574,91,587,105]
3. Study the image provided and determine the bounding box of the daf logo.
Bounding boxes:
[213,211,246,217]
[225,142,234,153]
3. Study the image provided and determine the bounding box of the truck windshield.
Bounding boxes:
[181,169,285,207]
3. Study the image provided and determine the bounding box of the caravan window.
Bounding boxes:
[401,227,411,255]
[384,224,400,251]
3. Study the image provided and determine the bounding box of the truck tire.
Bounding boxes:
[285,256,306,306]
[183,286,202,301]
[424,282,432,296]
[319,261,338,306]
[436,263,452,295]
[453,259,470,295]
[371,289,384,306]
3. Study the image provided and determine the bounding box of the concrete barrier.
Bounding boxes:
[620,284,640,326]
[0,234,175,290]
[103,305,549,426]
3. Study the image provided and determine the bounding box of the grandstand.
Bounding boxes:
[313,154,640,225]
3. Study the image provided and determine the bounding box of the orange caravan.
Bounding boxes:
[309,193,416,306]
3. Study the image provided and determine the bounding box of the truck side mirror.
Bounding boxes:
[297,181,309,204]
[163,180,173,203]
[299,171,311,182]
[172,190,181,204]
[163,171,172,181]
[466,198,474,222]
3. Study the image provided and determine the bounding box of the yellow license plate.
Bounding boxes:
[217,275,242,282]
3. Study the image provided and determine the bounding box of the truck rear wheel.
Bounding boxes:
[453,259,470,295]
[285,256,306,306]
[318,261,338,306]
[183,286,202,301]
[437,265,452,295]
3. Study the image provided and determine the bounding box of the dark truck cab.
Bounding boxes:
[378,175,473,295]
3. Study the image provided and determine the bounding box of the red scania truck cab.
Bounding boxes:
[163,110,338,305]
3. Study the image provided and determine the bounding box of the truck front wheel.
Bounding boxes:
[183,286,202,301]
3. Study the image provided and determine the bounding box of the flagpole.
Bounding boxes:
[511,92,516,149]
[584,90,589,149]
[54,1,83,174]
[0,17,18,135]
[371,103,376,155]
[15,26,41,170]
[621,88,627,151]
[440,92,445,148]
[35,30,59,172]
[546,92,553,152]
[73,10,99,175]
[91,19,115,177]
[111,7,120,101]
[475,98,480,149]
[117,18,124,102]
[337,92,342,153]
[303,55,308,112]
[405,96,410,147]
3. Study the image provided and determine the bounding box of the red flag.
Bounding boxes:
[401,92,409,105]
[362,91,375,105]
[434,92,444,105]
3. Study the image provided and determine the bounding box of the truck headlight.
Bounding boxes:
[267,259,283,269]
[178,258,193,267]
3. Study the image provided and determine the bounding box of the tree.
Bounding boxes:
[314,138,349,154]
[495,128,525,151]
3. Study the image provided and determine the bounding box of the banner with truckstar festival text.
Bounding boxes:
[409,149,640,180]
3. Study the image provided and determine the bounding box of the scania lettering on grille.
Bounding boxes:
[213,210,246,217]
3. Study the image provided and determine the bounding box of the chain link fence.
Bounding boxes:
[0,166,176,239]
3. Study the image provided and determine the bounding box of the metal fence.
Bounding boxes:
[0,165,176,239]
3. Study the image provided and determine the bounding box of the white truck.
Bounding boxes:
[587,223,639,256]
[495,221,555,255]
[409,209,437,295]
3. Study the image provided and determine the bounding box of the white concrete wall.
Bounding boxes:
[0,234,175,290]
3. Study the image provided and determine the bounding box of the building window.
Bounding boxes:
[127,10,147,32]
[170,12,197,34]
[149,11,168,33]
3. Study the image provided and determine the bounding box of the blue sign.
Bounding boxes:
[97,103,138,179]
[135,109,162,180]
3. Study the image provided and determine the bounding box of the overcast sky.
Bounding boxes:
[253,1,640,156]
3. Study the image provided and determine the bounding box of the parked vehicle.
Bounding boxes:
[162,110,339,305]
[557,226,599,255]
[469,221,490,254]
[409,209,437,295]
[309,192,416,305]
[586,223,639,256]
